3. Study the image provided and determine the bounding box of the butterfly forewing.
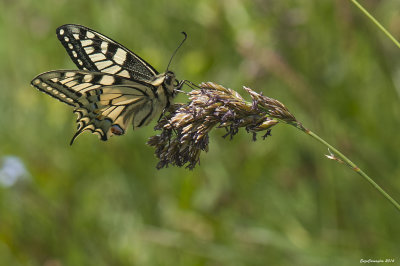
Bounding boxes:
[31,70,157,143]
[57,24,158,82]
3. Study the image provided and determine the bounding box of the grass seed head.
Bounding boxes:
[148,82,297,169]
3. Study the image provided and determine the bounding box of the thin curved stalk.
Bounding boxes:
[296,125,400,213]
[350,0,400,49]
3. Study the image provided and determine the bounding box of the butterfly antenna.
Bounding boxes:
[166,32,187,72]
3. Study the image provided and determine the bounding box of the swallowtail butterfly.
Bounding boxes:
[31,24,186,144]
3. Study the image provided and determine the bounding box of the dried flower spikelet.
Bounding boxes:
[148,82,298,169]
[243,87,297,123]
[252,119,279,131]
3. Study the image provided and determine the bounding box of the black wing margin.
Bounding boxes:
[56,24,159,81]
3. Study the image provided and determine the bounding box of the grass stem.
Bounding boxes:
[296,125,400,213]
[350,0,400,49]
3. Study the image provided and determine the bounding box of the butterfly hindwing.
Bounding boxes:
[56,24,159,82]
[31,70,157,143]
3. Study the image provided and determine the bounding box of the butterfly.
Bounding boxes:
[31,24,186,145]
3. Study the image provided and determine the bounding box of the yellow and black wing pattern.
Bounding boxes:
[56,24,159,81]
[32,70,157,144]
[31,24,173,144]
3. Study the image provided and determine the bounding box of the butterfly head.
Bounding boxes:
[163,70,182,96]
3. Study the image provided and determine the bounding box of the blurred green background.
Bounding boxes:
[1,0,400,265]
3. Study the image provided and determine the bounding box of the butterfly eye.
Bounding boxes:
[164,75,172,85]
